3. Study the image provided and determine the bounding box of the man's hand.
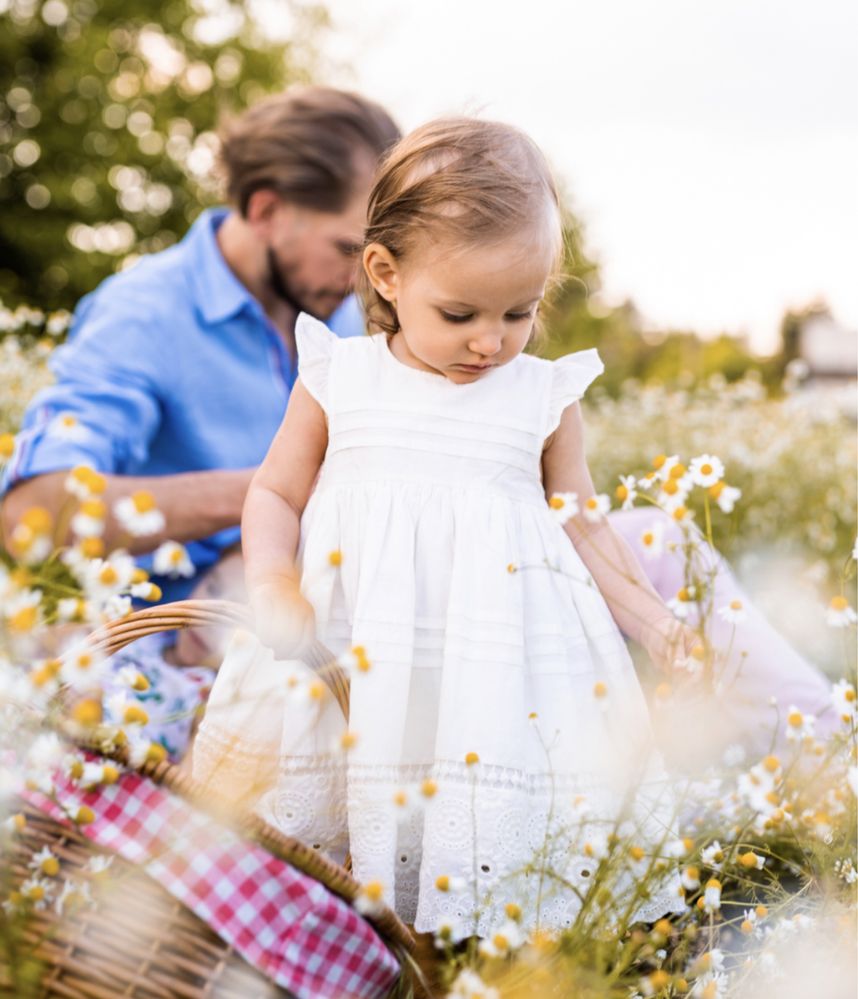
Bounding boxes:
[249,575,316,660]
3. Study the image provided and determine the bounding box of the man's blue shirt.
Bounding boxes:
[2,208,364,600]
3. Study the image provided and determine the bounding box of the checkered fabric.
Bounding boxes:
[23,756,401,999]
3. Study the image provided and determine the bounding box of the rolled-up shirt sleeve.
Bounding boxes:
[2,293,164,492]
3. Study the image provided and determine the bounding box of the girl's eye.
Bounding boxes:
[440,311,473,323]
[506,312,534,321]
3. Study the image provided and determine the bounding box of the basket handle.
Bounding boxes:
[85,598,351,719]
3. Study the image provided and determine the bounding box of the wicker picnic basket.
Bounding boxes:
[2,600,443,999]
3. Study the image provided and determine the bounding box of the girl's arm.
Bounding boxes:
[542,401,697,673]
[241,380,328,654]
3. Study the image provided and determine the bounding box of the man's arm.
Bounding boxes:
[1,467,255,554]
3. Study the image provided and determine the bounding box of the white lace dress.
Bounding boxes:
[193,313,686,935]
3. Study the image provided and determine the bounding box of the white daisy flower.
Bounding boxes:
[106,692,149,728]
[702,877,722,913]
[639,521,665,560]
[338,644,372,675]
[717,599,748,625]
[701,840,726,871]
[19,875,55,910]
[28,846,60,877]
[4,588,43,633]
[113,491,165,537]
[55,878,92,915]
[9,521,53,563]
[59,642,107,692]
[81,552,136,603]
[449,968,501,999]
[689,454,725,488]
[548,491,579,524]
[56,597,88,622]
[831,679,857,724]
[667,585,697,619]
[48,412,89,443]
[152,540,195,578]
[478,919,525,957]
[432,915,468,949]
[714,484,742,514]
[64,466,105,501]
[784,705,815,742]
[354,879,387,916]
[434,873,467,893]
[615,474,638,511]
[84,855,114,876]
[71,499,107,538]
[100,594,133,621]
[826,596,857,628]
[652,454,681,483]
[582,493,611,522]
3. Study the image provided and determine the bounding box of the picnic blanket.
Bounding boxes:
[22,755,402,999]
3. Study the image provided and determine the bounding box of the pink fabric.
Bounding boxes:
[609,508,838,755]
[23,756,401,999]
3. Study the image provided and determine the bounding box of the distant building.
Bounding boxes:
[798,311,858,385]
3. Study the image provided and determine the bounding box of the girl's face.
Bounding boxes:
[364,224,557,384]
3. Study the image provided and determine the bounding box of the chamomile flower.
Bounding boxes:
[65,465,106,500]
[59,642,107,692]
[701,840,725,871]
[615,474,638,510]
[448,968,501,999]
[784,706,815,742]
[547,491,578,524]
[339,644,372,675]
[433,916,468,948]
[354,879,387,916]
[152,540,195,578]
[19,875,55,910]
[667,586,697,620]
[28,846,60,877]
[831,679,857,724]
[48,412,88,443]
[55,878,92,915]
[689,454,725,488]
[702,877,722,913]
[113,491,165,537]
[81,552,136,603]
[56,597,89,623]
[4,588,43,633]
[478,919,525,957]
[434,874,467,893]
[826,595,857,628]
[582,493,611,522]
[717,599,748,625]
[101,594,133,621]
[9,508,53,563]
[71,498,107,538]
[639,521,665,560]
[709,481,742,513]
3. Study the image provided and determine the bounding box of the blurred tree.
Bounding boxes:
[0,0,327,312]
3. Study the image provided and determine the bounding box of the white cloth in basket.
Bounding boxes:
[193,313,686,935]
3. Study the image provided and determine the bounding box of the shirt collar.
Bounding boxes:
[186,207,258,325]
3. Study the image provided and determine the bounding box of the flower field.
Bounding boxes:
[0,304,856,998]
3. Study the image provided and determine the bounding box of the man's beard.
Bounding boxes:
[266,249,344,321]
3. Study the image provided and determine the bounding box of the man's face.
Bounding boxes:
[264,174,373,320]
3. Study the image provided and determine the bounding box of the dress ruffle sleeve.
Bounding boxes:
[546,348,605,435]
[295,311,339,411]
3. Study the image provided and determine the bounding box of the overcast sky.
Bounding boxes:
[269,0,857,353]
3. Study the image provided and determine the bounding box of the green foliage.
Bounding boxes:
[0,0,326,310]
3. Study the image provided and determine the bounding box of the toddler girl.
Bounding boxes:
[193,117,696,936]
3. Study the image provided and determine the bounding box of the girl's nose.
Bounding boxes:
[468,330,503,356]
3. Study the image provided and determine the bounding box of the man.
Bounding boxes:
[1,85,837,755]
[1,85,400,600]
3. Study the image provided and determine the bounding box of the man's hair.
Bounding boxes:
[218,85,401,216]
[356,117,563,335]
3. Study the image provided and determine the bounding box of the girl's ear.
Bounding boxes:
[363,243,400,303]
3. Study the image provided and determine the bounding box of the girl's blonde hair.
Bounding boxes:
[357,117,563,335]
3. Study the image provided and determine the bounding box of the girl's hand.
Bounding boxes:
[250,576,316,660]
[641,613,699,677]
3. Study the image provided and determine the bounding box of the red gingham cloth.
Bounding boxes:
[23,756,401,999]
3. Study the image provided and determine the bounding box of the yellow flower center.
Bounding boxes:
[787,711,803,728]
[738,852,760,868]
[672,505,688,520]
[9,606,38,632]
[81,537,105,559]
[131,490,157,513]
[642,531,654,546]
[80,499,106,519]
[700,463,713,476]
[741,918,754,934]
[131,568,148,583]
[21,506,53,533]
[169,547,184,564]
[308,680,326,700]
[146,743,167,764]
[74,806,95,825]
[435,875,450,891]
[593,681,607,698]
[392,789,408,807]
[99,565,118,585]
[464,751,480,765]
[762,755,780,773]
[492,932,509,950]
[123,704,149,725]
[548,495,565,509]
[0,432,15,459]
[629,845,645,861]
[362,880,384,902]
[844,688,856,702]
[729,599,743,611]
[669,463,686,479]
[677,587,691,602]
[60,415,77,428]
[652,454,667,469]
[328,550,343,566]
[615,484,628,501]
[505,902,522,920]
[830,595,849,611]
[708,480,725,498]
[40,856,60,876]
[420,779,438,798]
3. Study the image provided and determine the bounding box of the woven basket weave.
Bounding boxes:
[1,600,441,999]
